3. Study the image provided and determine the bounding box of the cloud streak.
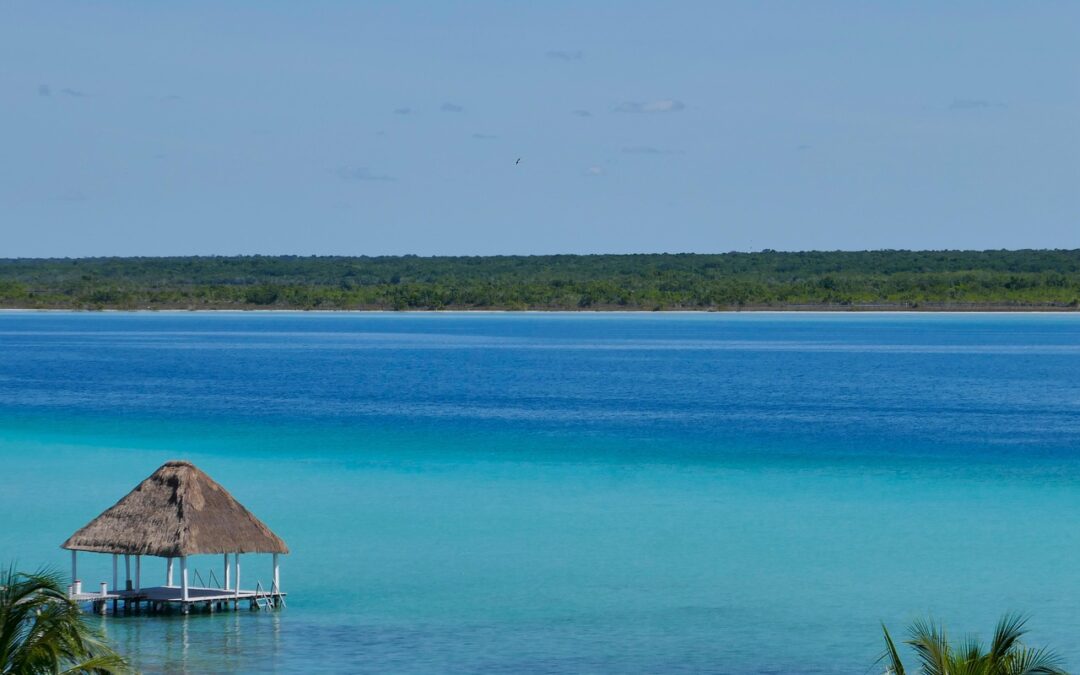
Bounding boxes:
[949,99,1006,110]
[547,50,583,61]
[440,102,463,112]
[393,107,412,115]
[57,190,88,203]
[621,146,681,155]
[614,99,685,113]
[335,167,396,182]
[571,109,592,117]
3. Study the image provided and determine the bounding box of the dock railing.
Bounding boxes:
[253,580,285,610]
[191,568,224,589]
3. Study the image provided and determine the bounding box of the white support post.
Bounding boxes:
[272,553,280,593]
[223,553,231,590]
[167,557,174,587]
[70,550,77,588]
[180,556,189,601]
[234,554,241,598]
[112,554,118,594]
[135,555,141,592]
[124,554,131,590]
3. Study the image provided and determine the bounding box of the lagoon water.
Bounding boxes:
[2,312,1080,673]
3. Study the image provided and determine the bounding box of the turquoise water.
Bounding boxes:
[2,312,1080,673]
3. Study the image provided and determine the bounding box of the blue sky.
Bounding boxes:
[2,2,1077,256]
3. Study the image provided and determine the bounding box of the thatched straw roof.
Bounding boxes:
[62,461,288,557]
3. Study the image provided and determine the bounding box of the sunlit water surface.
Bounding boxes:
[2,312,1080,674]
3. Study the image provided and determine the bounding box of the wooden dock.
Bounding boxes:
[72,585,285,615]
[61,460,291,619]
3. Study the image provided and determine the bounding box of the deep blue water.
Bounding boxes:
[2,312,1080,673]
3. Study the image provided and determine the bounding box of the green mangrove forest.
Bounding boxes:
[2,250,1080,311]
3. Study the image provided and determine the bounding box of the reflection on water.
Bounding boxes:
[90,611,283,673]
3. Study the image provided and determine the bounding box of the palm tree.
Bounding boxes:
[0,565,128,674]
[880,613,1067,675]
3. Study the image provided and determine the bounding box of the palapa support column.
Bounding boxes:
[111,554,118,613]
[180,555,189,602]
[135,555,141,593]
[166,557,174,587]
[272,553,280,593]
[124,554,131,591]
[224,553,230,590]
[70,550,77,592]
[234,554,241,598]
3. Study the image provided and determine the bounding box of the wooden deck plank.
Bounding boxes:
[72,585,286,605]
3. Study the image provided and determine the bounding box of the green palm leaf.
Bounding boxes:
[906,618,951,675]
[1005,646,1068,675]
[0,564,129,674]
[880,623,906,675]
[878,614,1069,675]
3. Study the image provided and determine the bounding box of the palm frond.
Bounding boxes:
[0,563,129,674]
[878,623,906,675]
[906,617,951,675]
[1005,646,1068,675]
[59,652,132,675]
[876,614,1069,675]
[990,613,1029,664]
[953,634,987,675]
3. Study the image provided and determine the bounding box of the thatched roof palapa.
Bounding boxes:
[62,460,289,558]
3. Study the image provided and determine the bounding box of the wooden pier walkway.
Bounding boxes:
[72,585,285,615]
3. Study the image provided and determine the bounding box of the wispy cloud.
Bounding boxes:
[335,166,396,182]
[38,84,51,97]
[547,50,584,61]
[614,99,685,114]
[440,102,463,113]
[571,109,592,117]
[585,165,605,176]
[796,144,812,151]
[949,99,1006,110]
[471,133,498,140]
[393,107,412,115]
[57,190,88,203]
[60,88,88,98]
[621,146,681,155]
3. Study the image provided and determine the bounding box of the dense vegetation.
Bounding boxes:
[2,250,1080,311]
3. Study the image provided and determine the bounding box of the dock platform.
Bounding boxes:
[72,585,286,615]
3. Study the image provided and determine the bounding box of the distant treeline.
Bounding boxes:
[2,251,1080,311]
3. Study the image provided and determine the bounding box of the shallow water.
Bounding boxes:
[2,312,1079,673]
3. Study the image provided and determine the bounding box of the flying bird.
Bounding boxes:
[515,158,521,165]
